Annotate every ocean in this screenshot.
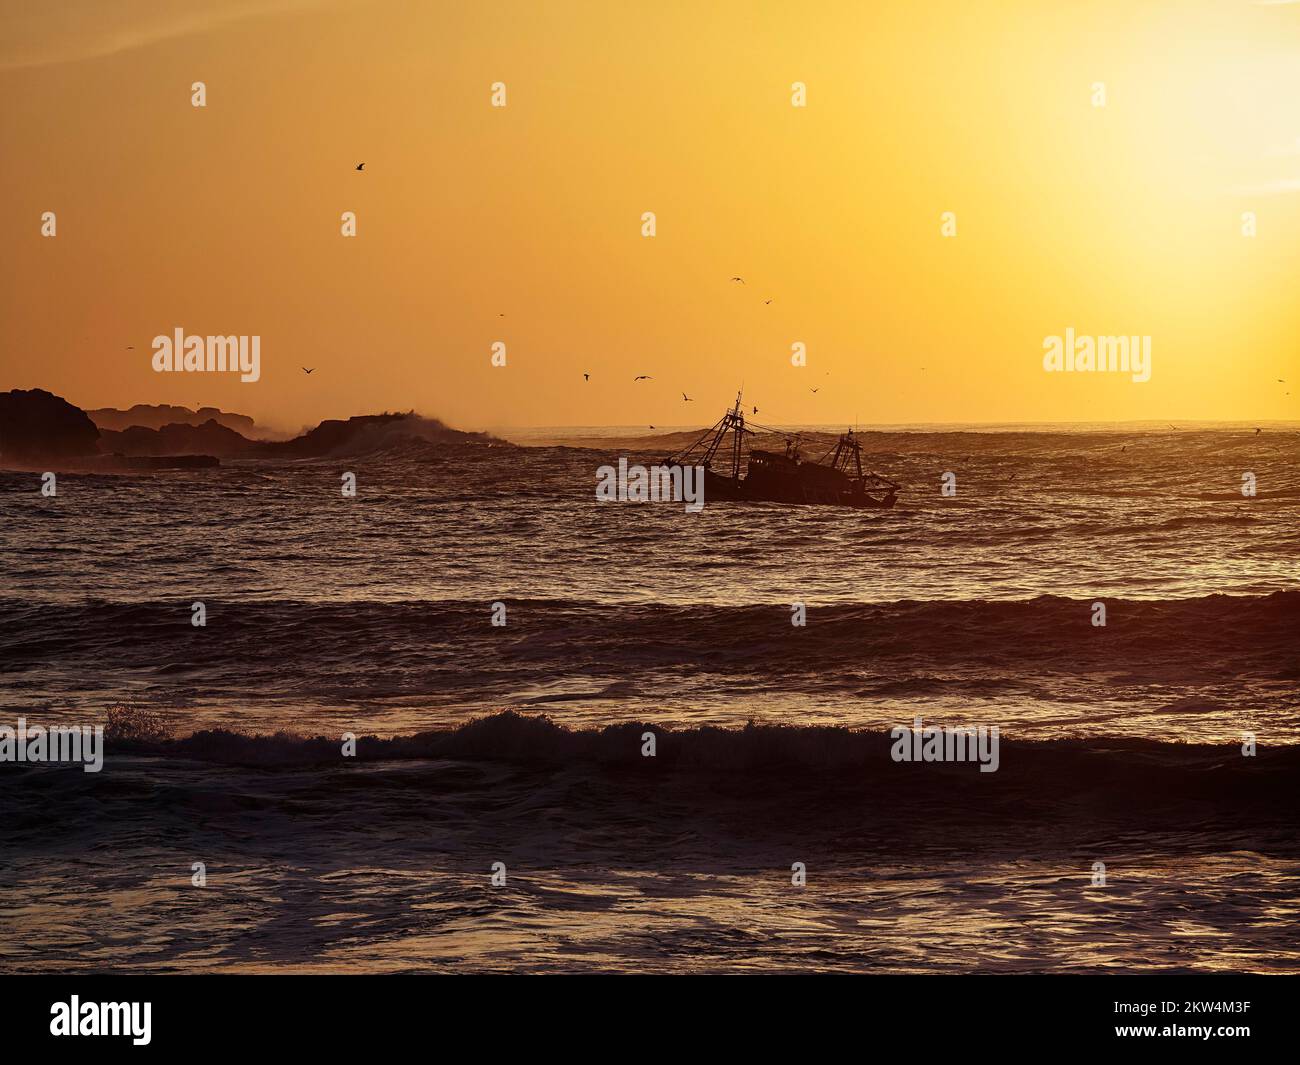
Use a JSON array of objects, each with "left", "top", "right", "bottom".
[{"left": 1, "top": 424, "right": 1297, "bottom": 972}]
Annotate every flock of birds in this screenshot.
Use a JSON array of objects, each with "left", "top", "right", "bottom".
[
  {"left": 573, "top": 275, "right": 830, "bottom": 426},
  {"left": 314, "top": 180, "right": 1296, "bottom": 434}
]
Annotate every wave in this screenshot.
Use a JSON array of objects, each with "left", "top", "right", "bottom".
[
  {"left": 99, "top": 704, "right": 1289, "bottom": 764},
  {"left": 3, "top": 710, "right": 1287, "bottom": 855},
  {"left": 3, "top": 592, "right": 1295, "bottom": 685}
]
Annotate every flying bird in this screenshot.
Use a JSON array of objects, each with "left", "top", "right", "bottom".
[
  {"left": 302, "top": 367, "right": 315, "bottom": 375},
  {"left": 752, "top": 406, "right": 759, "bottom": 414},
  {"left": 763, "top": 299, "right": 774, "bottom": 305},
  {"left": 356, "top": 163, "right": 365, "bottom": 171},
  {"left": 730, "top": 277, "right": 745, "bottom": 284},
  {"left": 583, "top": 373, "right": 590, "bottom": 381},
  {"left": 810, "top": 388, "right": 819, "bottom": 393},
  {"left": 634, "top": 375, "right": 652, "bottom": 381},
  {"left": 682, "top": 392, "right": 692, "bottom": 402},
  {"left": 1254, "top": 427, "right": 1262, "bottom": 435}
]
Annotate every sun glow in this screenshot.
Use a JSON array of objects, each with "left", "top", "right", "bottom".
[{"left": 1, "top": 0, "right": 1297, "bottom": 429}]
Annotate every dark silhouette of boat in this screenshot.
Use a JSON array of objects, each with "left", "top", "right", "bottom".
[{"left": 664, "top": 394, "right": 900, "bottom": 508}]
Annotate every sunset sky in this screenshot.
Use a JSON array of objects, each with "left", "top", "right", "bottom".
[{"left": 2, "top": 0, "right": 1298, "bottom": 431}]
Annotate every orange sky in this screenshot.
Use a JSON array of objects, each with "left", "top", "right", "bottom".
[{"left": 1, "top": 0, "right": 1298, "bottom": 431}]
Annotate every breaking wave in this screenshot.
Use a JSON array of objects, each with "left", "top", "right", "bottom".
[{"left": 5, "top": 710, "right": 1294, "bottom": 852}]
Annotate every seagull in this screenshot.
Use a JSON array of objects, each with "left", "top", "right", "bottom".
[
  {"left": 583, "top": 373, "right": 590, "bottom": 381},
  {"left": 810, "top": 388, "right": 819, "bottom": 393},
  {"left": 763, "top": 299, "right": 774, "bottom": 305},
  {"left": 1254, "top": 427, "right": 1262, "bottom": 435},
  {"left": 1120, "top": 445, "right": 1127, "bottom": 453},
  {"left": 730, "top": 277, "right": 745, "bottom": 284},
  {"left": 682, "top": 392, "right": 693, "bottom": 401},
  {"left": 356, "top": 163, "right": 365, "bottom": 171},
  {"left": 752, "top": 406, "right": 759, "bottom": 414},
  {"left": 634, "top": 375, "right": 652, "bottom": 381},
  {"left": 302, "top": 367, "right": 315, "bottom": 375}
]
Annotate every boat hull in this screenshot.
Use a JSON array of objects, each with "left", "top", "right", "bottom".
[{"left": 698, "top": 466, "right": 898, "bottom": 508}]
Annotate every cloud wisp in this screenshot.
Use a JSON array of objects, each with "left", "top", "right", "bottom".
[{"left": 0, "top": 0, "right": 337, "bottom": 72}]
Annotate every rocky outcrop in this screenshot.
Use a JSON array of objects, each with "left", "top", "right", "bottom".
[
  {"left": 0, "top": 389, "right": 100, "bottom": 461},
  {"left": 98, "top": 420, "right": 256, "bottom": 458},
  {"left": 87, "top": 404, "right": 262, "bottom": 437},
  {"left": 2, "top": 390, "right": 498, "bottom": 469},
  {"left": 259, "top": 412, "right": 500, "bottom": 458}
]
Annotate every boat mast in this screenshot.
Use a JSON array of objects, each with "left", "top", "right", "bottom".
[
  {"left": 700, "top": 395, "right": 736, "bottom": 471},
  {"left": 685, "top": 391, "right": 748, "bottom": 483},
  {"left": 730, "top": 390, "right": 743, "bottom": 481}
]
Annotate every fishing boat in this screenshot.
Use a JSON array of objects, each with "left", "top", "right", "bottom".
[{"left": 663, "top": 394, "right": 900, "bottom": 508}]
